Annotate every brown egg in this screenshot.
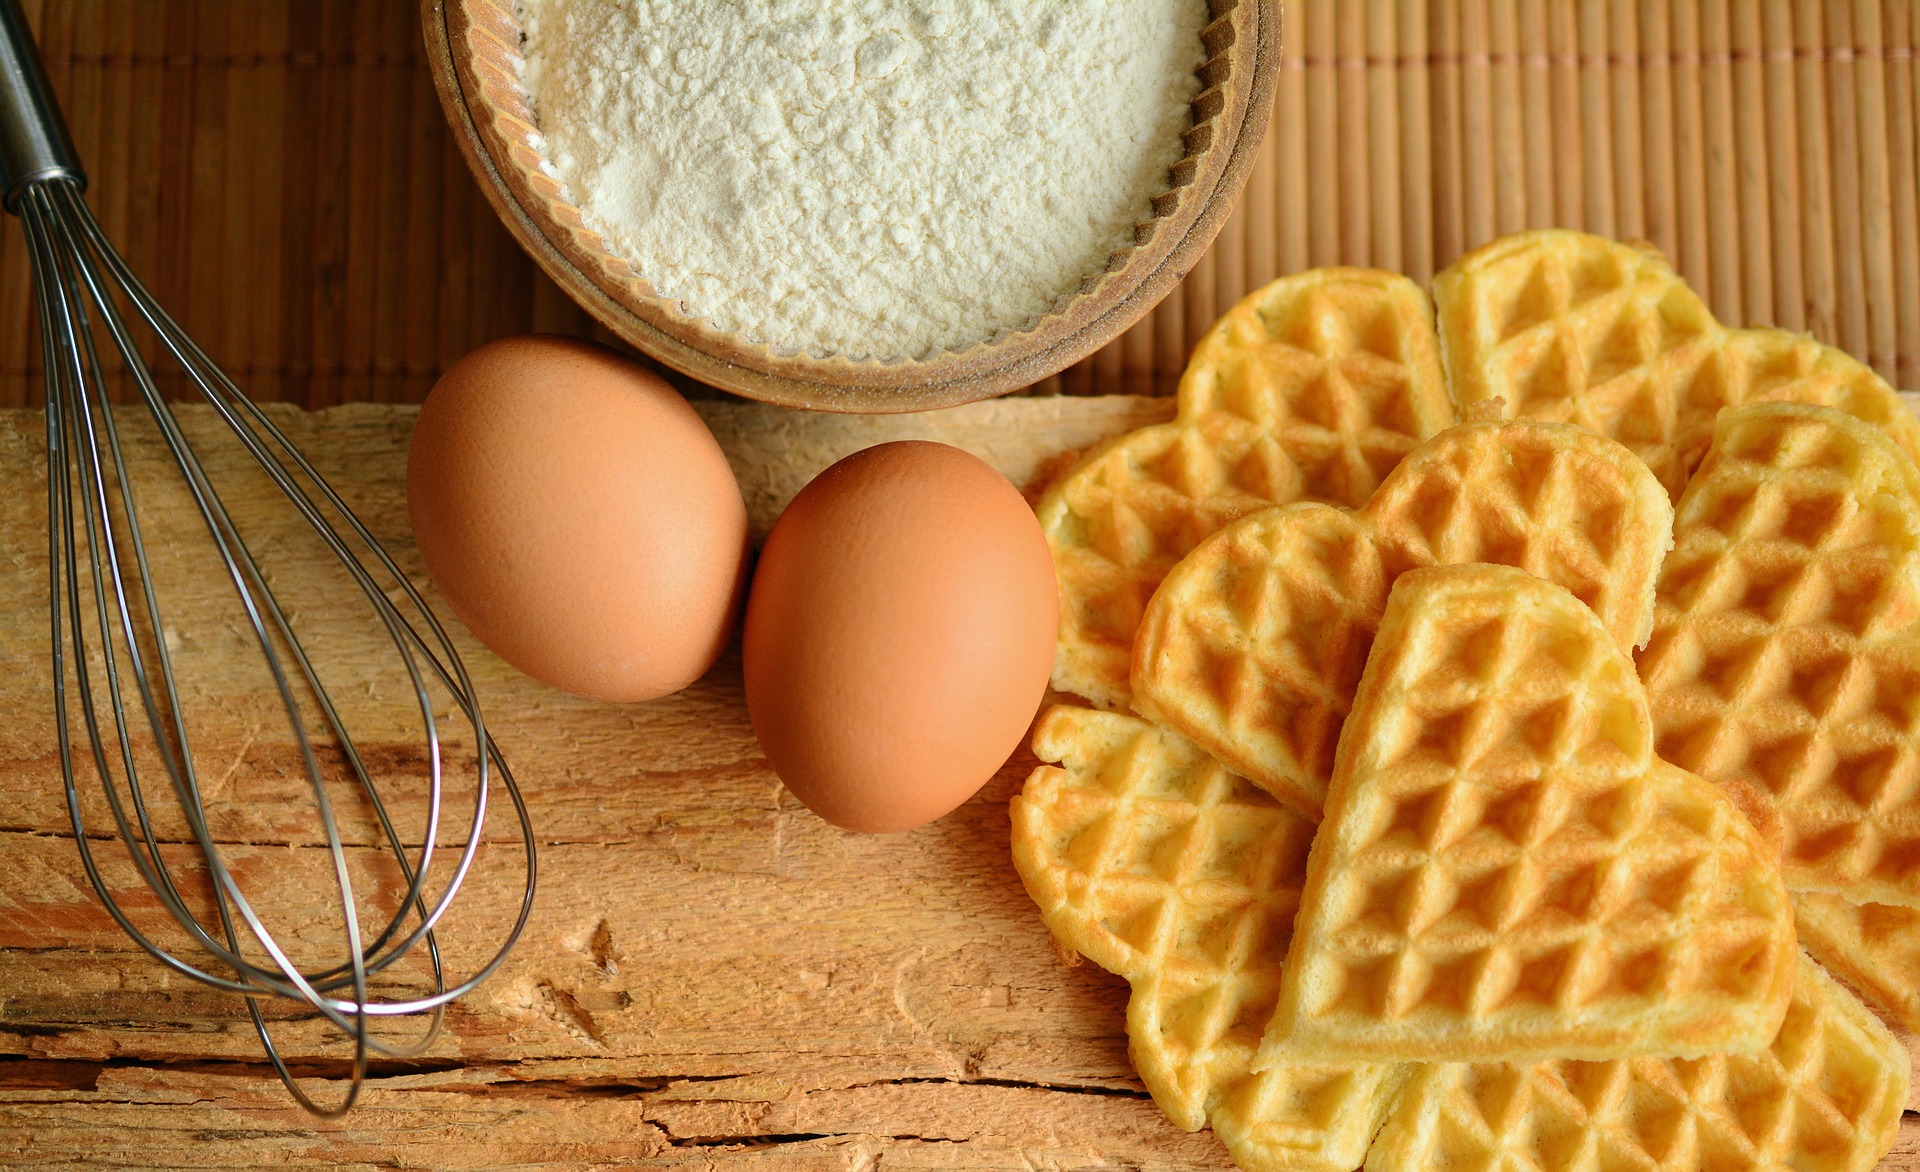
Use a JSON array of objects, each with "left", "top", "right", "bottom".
[
  {"left": 743, "top": 441, "right": 1059, "bottom": 833},
  {"left": 407, "top": 335, "right": 747, "bottom": 702}
]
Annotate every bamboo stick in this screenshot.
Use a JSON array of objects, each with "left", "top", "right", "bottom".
[
  {"left": 342, "top": 0, "right": 383, "bottom": 404},
  {"left": 1521, "top": 0, "right": 1556, "bottom": 227},
  {"left": 401, "top": 54, "right": 444, "bottom": 404},
  {"left": 197, "top": 3, "right": 234, "bottom": 393},
  {"left": 1797, "top": 0, "right": 1838, "bottom": 341},
  {"left": 384, "top": 0, "right": 418, "bottom": 397},
  {"left": 1489, "top": 0, "right": 1525, "bottom": 234},
  {"left": 1306, "top": 0, "right": 1339, "bottom": 266},
  {"left": 158, "top": 1, "right": 198, "bottom": 401},
  {"left": 249, "top": 5, "right": 290, "bottom": 404},
  {"left": 1242, "top": 75, "right": 1278, "bottom": 290},
  {"left": 371, "top": 2, "right": 417, "bottom": 401},
  {"left": 496, "top": 214, "right": 536, "bottom": 357},
  {"left": 1912, "top": 0, "right": 1920, "bottom": 381},
  {"left": 1671, "top": 0, "right": 1711, "bottom": 300},
  {"left": 1549, "top": 0, "right": 1586, "bottom": 228},
  {"left": 1398, "top": 0, "right": 1434, "bottom": 281},
  {"left": 1609, "top": 0, "right": 1644, "bottom": 240},
  {"left": 1275, "top": 0, "right": 1308, "bottom": 275},
  {"left": 1638, "top": 0, "right": 1678, "bottom": 258},
  {"left": 1151, "top": 215, "right": 1186, "bottom": 393},
  {"left": 223, "top": 3, "right": 260, "bottom": 398},
  {"left": 1762, "top": 0, "right": 1805, "bottom": 331},
  {"left": 1889, "top": 0, "right": 1920, "bottom": 390},
  {"left": 1429, "top": 0, "right": 1466, "bottom": 266},
  {"left": 1827, "top": 0, "right": 1870, "bottom": 359},
  {"left": 1853, "top": 0, "right": 1897, "bottom": 379},
  {"left": 1211, "top": 191, "right": 1246, "bottom": 343},
  {"left": 1730, "top": 0, "right": 1775, "bottom": 327},
  {"left": 1184, "top": 210, "right": 1219, "bottom": 367},
  {"left": 309, "top": 4, "right": 353, "bottom": 407},
  {"left": 1579, "top": 0, "right": 1616, "bottom": 237},
  {"left": 1700, "top": 0, "right": 1741, "bottom": 324},
  {"left": 435, "top": 72, "right": 475, "bottom": 389},
  {"left": 1121, "top": 286, "right": 1157, "bottom": 395},
  {"left": 1366, "top": 0, "right": 1401, "bottom": 273},
  {"left": 1337, "top": 0, "right": 1371, "bottom": 265},
  {"left": 1091, "top": 332, "right": 1126, "bottom": 396},
  {"left": 330, "top": 4, "right": 374, "bottom": 405},
  {"left": 1461, "top": 0, "right": 1495, "bottom": 248}
]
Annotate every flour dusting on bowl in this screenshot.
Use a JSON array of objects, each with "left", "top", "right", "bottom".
[{"left": 516, "top": 1, "right": 1206, "bottom": 362}]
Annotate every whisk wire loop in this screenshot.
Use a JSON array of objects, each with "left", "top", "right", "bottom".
[
  {"left": 58, "top": 180, "right": 516, "bottom": 971},
  {"left": 23, "top": 172, "right": 538, "bottom": 1117}
]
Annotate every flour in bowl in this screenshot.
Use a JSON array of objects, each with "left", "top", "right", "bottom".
[{"left": 517, "top": 1, "right": 1206, "bottom": 362}]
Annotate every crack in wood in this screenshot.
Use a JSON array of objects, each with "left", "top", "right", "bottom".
[
  {"left": 862, "top": 1075, "right": 1149, "bottom": 1100},
  {"left": 657, "top": 1130, "right": 984, "bottom": 1151},
  {"left": 662, "top": 1131, "right": 834, "bottom": 1149},
  {"left": 0, "top": 1052, "right": 1151, "bottom": 1106}
]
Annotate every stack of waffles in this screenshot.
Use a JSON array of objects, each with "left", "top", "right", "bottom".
[{"left": 1014, "top": 230, "right": 1920, "bottom": 1172}]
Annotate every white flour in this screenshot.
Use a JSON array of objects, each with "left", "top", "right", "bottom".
[{"left": 517, "top": 1, "right": 1205, "bottom": 362}]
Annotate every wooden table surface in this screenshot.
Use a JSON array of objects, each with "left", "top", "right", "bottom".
[{"left": 0, "top": 396, "right": 1918, "bottom": 1171}]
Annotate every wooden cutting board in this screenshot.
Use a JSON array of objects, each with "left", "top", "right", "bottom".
[{"left": 1, "top": 395, "right": 1918, "bottom": 1170}]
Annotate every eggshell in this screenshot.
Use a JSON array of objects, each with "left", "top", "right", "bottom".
[
  {"left": 743, "top": 441, "right": 1058, "bottom": 833},
  {"left": 407, "top": 335, "right": 747, "bottom": 702}
]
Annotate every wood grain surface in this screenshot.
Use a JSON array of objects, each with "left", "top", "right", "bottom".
[
  {"left": 0, "top": 395, "right": 1918, "bottom": 1169},
  {"left": 4, "top": 1, "right": 1920, "bottom": 410}
]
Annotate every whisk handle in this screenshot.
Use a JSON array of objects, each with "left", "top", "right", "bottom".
[{"left": 0, "top": 0, "right": 81, "bottom": 210}]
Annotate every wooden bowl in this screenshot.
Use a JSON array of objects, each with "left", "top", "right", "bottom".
[{"left": 422, "top": 1, "right": 1280, "bottom": 413}]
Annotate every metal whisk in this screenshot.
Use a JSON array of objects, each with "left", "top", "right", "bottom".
[{"left": 0, "top": 1, "right": 536, "bottom": 1116}]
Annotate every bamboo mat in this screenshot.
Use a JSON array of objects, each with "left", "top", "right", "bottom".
[{"left": 1, "top": 0, "right": 1918, "bottom": 409}]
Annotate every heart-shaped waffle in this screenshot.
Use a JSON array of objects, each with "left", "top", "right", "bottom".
[
  {"left": 1640, "top": 402, "right": 1920, "bottom": 909},
  {"left": 1035, "top": 269, "right": 1455, "bottom": 709},
  {"left": 1011, "top": 705, "right": 1406, "bottom": 1172},
  {"left": 1132, "top": 419, "right": 1673, "bottom": 818},
  {"left": 1434, "top": 229, "right": 1920, "bottom": 499},
  {"left": 1364, "top": 955, "right": 1907, "bottom": 1172},
  {"left": 1259, "top": 565, "right": 1796, "bottom": 1067}
]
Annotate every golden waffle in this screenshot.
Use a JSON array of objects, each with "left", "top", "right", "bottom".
[
  {"left": 1035, "top": 270, "right": 1455, "bottom": 709},
  {"left": 1011, "top": 705, "right": 1405, "bottom": 1172},
  {"left": 1639, "top": 402, "right": 1920, "bottom": 908},
  {"left": 1434, "top": 229, "right": 1920, "bottom": 499},
  {"left": 1132, "top": 419, "right": 1672, "bottom": 818},
  {"left": 1794, "top": 892, "right": 1920, "bottom": 1034},
  {"left": 1260, "top": 564, "right": 1797, "bottom": 1067},
  {"left": 1363, "top": 955, "right": 1908, "bottom": 1172}
]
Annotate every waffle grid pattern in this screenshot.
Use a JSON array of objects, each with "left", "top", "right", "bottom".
[
  {"left": 1011, "top": 705, "right": 1403, "bottom": 1172},
  {"left": 1262, "top": 566, "right": 1795, "bottom": 1066},
  {"left": 1794, "top": 891, "right": 1920, "bottom": 1034},
  {"left": 1639, "top": 403, "right": 1920, "bottom": 908},
  {"left": 1436, "top": 231, "right": 1920, "bottom": 501},
  {"left": 1035, "top": 269, "right": 1454, "bottom": 709},
  {"left": 1133, "top": 419, "right": 1671, "bottom": 818},
  {"left": 1363, "top": 957, "right": 1908, "bottom": 1172}
]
